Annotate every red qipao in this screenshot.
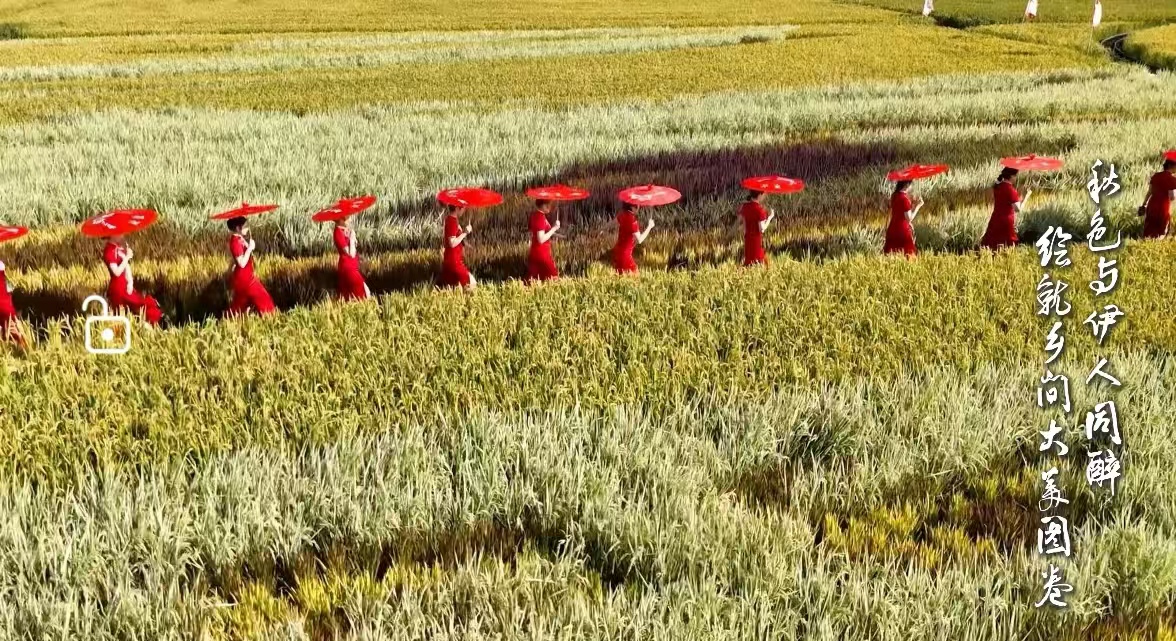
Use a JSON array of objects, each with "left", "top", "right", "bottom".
[
  {"left": 227, "top": 235, "right": 276, "bottom": 316},
  {"left": 439, "top": 215, "right": 471, "bottom": 287},
  {"left": 612, "top": 210, "right": 640, "bottom": 274},
  {"left": 0, "top": 264, "right": 17, "bottom": 338},
  {"left": 981, "top": 181, "right": 1020, "bottom": 250},
  {"left": 333, "top": 226, "right": 368, "bottom": 300},
  {"left": 103, "top": 241, "right": 163, "bottom": 325},
  {"left": 741, "top": 201, "right": 769, "bottom": 266},
  {"left": 1144, "top": 171, "right": 1176, "bottom": 238},
  {"left": 527, "top": 210, "right": 558, "bottom": 282},
  {"left": 883, "top": 192, "right": 917, "bottom": 256}
]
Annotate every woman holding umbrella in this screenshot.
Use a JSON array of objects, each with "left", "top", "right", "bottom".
[
  {"left": 883, "top": 164, "right": 947, "bottom": 256},
  {"left": 1139, "top": 151, "right": 1176, "bottom": 239},
  {"left": 213, "top": 203, "right": 279, "bottom": 317},
  {"left": 614, "top": 185, "right": 675, "bottom": 274},
  {"left": 314, "top": 196, "right": 376, "bottom": 301},
  {"left": 0, "top": 225, "right": 27, "bottom": 346},
  {"left": 981, "top": 155, "right": 1059, "bottom": 251},
  {"left": 436, "top": 188, "right": 503, "bottom": 290},
  {"left": 527, "top": 198, "right": 561, "bottom": 282},
  {"left": 80, "top": 209, "right": 164, "bottom": 326},
  {"left": 739, "top": 176, "right": 804, "bottom": 266},
  {"left": 441, "top": 204, "right": 475, "bottom": 290},
  {"left": 981, "top": 168, "right": 1029, "bottom": 250}
]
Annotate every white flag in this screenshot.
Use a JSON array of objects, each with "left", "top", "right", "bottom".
[
  {"left": 923, "top": 0, "right": 934, "bottom": 16},
  {"left": 1025, "top": 0, "right": 1039, "bottom": 18},
  {"left": 1092, "top": 0, "right": 1102, "bottom": 27}
]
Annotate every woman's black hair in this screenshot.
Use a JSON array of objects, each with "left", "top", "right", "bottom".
[
  {"left": 226, "top": 216, "right": 247, "bottom": 232},
  {"left": 997, "top": 167, "right": 1019, "bottom": 184},
  {"left": 746, "top": 190, "right": 763, "bottom": 200},
  {"left": 1164, "top": 159, "right": 1176, "bottom": 171},
  {"left": 893, "top": 180, "right": 913, "bottom": 195},
  {"left": 535, "top": 199, "right": 551, "bottom": 208}
]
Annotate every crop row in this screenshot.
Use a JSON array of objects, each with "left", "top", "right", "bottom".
[
  {"left": 0, "top": 67, "right": 1165, "bottom": 259},
  {"left": 2, "top": 240, "right": 1174, "bottom": 477},
  {"left": 0, "top": 23, "right": 1106, "bottom": 123}
]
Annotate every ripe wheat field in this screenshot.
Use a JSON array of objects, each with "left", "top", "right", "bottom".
[{"left": 0, "top": 0, "right": 1175, "bottom": 639}]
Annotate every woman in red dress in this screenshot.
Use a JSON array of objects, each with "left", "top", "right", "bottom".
[
  {"left": 883, "top": 180, "right": 924, "bottom": 256},
  {"left": 1140, "top": 157, "right": 1176, "bottom": 239},
  {"left": 740, "top": 190, "right": 774, "bottom": 266},
  {"left": 0, "top": 257, "right": 23, "bottom": 346},
  {"left": 225, "top": 217, "right": 276, "bottom": 317},
  {"left": 440, "top": 204, "right": 476, "bottom": 289},
  {"left": 103, "top": 234, "right": 163, "bottom": 325},
  {"left": 612, "top": 204, "right": 655, "bottom": 274},
  {"left": 981, "top": 167, "right": 1032, "bottom": 251},
  {"left": 527, "top": 199, "right": 560, "bottom": 282},
  {"left": 332, "top": 217, "right": 370, "bottom": 300}
]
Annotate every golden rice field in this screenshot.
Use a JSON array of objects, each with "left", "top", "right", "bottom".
[{"left": 1, "top": 0, "right": 1175, "bottom": 638}]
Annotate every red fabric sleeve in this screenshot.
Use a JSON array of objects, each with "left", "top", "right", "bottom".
[
  {"left": 444, "top": 215, "right": 460, "bottom": 237},
  {"left": 230, "top": 236, "right": 246, "bottom": 258}
]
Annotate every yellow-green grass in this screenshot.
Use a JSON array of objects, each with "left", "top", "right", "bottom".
[
  {"left": 1125, "top": 24, "right": 1176, "bottom": 71},
  {"left": 0, "top": 23, "right": 1107, "bottom": 123},
  {"left": 0, "top": 0, "right": 891, "bottom": 37},
  {"left": 0, "top": 349, "right": 1171, "bottom": 639},
  {"left": 853, "top": 0, "right": 1174, "bottom": 24},
  {"left": 1, "top": 240, "right": 1172, "bottom": 478}
]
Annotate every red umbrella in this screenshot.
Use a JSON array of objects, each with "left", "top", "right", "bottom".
[
  {"left": 1001, "top": 155, "right": 1064, "bottom": 172},
  {"left": 79, "top": 209, "right": 159, "bottom": 238},
  {"left": 618, "top": 185, "right": 681, "bottom": 207},
  {"left": 1164, "top": 150, "right": 1176, "bottom": 162},
  {"left": 210, "top": 202, "right": 280, "bottom": 221},
  {"left": 886, "top": 164, "right": 949, "bottom": 182},
  {"left": 437, "top": 188, "right": 503, "bottom": 208},
  {"left": 312, "top": 195, "right": 378, "bottom": 223},
  {"left": 525, "top": 184, "right": 591, "bottom": 201},
  {"left": 741, "top": 175, "right": 805, "bottom": 194},
  {"left": 0, "top": 225, "right": 29, "bottom": 244}
]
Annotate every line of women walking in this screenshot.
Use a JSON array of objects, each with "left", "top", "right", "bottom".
[{"left": 1, "top": 152, "right": 1174, "bottom": 344}]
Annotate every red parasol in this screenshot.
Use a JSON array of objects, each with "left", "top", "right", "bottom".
[
  {"left": 618, "top": 184, "right": 681, "bottom": 207},
  {"left": 741, "top": 175, "right": 806, "bottom": 194},
  {"left": 0, "top": 225, "right": 29, "bottom": 244},
  {"left": 79, "top": 209, "right": 158, "bottom": 238},
  {"left": 210, "top": 202, "right": 280, "bottom": 221},
  {"left": 886, "top": 164, "right": 949, "bottom": 182},
  {"left": 312, "top": 195, "right": 378, "bottom": 223},
  {"left": 1000, "top": 154, "right": 1064, "bottom": 172},
  {"left": 525, "top": 184, "right": 591, "bottom": 201},
  {"left": 1164, "top": 150, "right": 1176, "bottom": 163},
  {"left": 437, "top": 188, "right": 503, "bottom": 209}
]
